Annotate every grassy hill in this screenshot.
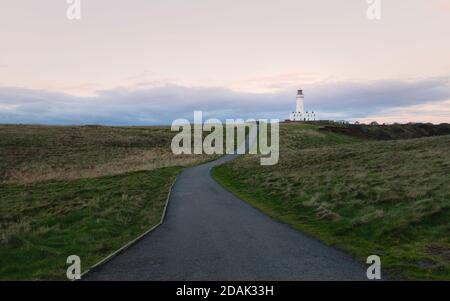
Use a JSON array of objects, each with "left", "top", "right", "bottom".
[
  {"left": 213, "top": 123, "right": 450, "bottom": 280},
  {"left": 0, "top": 124, "right": 211, "bottom": 184},
  {"left": 0, "top": 125, "right": 214, "bottom": 280}
]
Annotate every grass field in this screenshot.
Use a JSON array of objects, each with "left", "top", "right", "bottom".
[
  {"left": 0, "top": 125, "right": 214, "bottom": 280},
  {"left": 0, "top": 167, "right": 180, "bottom": 280},
  {"left": 0, "top": 125, "right": 212, "bottom": 184},
  {"left": 213, "top": 123, "right": 450, "bottom": 280},
  {"left": 2, "top": 123, "right": 449, "bottom": 280}
]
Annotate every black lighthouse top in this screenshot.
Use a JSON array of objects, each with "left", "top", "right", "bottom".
[{"left": 297, "top": 89, "right": 303, "bottom": 96}]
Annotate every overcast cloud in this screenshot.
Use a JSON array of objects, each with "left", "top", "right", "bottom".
[{"left": 1, "top": 77, "right": 449, "bottom": 125}]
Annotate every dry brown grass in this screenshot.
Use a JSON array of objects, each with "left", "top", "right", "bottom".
[{"left": 0, "top": 124, "right": 214, "bottom": 184}]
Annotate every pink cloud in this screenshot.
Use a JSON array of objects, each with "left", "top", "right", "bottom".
[{"left": 359, "top": 99, "right": 450, "bottom": 124}]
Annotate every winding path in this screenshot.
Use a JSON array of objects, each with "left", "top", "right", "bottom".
[{"left": 85, "top": 131, "right": 366, "bottom": 280}]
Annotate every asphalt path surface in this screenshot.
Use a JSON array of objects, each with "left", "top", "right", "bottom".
[{"left": 85, "top": 130, "right": 367, "bottom": 280}]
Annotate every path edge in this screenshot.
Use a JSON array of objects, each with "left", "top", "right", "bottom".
[{"left": 78, "top": 175, "right": 178, "bottom": 280}]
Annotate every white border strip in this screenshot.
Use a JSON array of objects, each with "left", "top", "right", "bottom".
[{"left": 79, "top": 175, "right": 178, "bottom": 279}]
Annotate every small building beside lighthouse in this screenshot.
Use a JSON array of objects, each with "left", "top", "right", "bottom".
[{"left": 290, "top": 89, "right": 317, "bottom": 121}]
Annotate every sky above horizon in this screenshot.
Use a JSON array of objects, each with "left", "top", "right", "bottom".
[{"left": 1, "top": 0, "right": 450, "bottom": 124}]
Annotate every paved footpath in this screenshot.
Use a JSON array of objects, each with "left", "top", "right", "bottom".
[{"left": 85, "top": 149, "right": 367, "bottom": 280}]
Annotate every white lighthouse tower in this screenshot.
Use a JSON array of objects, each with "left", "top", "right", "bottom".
[
  {"left": 295, "top": 89, "right": 304, "bottom": 115},
  {"left": 290, "top": 89, "right": 316, "bottom": 121}
]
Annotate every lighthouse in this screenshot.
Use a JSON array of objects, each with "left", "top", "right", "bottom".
[
  {"left": 290, "top": 89, "right": 316, "bottom": 121},
  {"left": 295, "top": 89, "right": 304, "bottom": 114}
]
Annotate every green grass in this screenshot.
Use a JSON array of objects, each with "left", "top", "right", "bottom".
[
  {"left": 0, "top": 124, "right": 220, "bottom": 280},
  {"left": 0, "top": 167, "right": 181, "bottom": 280},
  {"left": 212, "top": 124, "right": 450, "bottom": 280}
]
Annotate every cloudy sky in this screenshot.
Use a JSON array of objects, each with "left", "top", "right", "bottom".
[{"left": 1, "top": 0, "right": 450, "bottom": 125}]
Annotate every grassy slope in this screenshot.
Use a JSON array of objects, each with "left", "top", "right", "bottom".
[
  {"left": 212, "top": 124, "right": 450, "bottom": 280},
  {"left": 0, "top": 167, "right": 181, "bottom": 280},
  {"left": 0, "top": 125, "right": 212, "bottom": 184},
  {"left": 0, "top": 125, "right": 215, "bottom": 280}
]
